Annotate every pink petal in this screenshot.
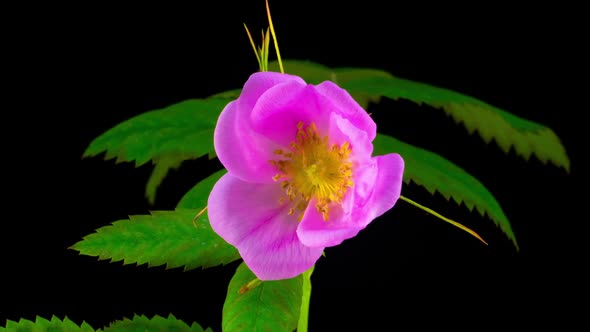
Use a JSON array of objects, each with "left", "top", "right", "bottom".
[
  {"left": 250, "top": 84, "right": 333, "bottom": 147},
  {"left": 327, "top": 112, "right": 374, "bottom": 163},
  {"left": 208, "top": 173, "right": 324, "bottom": 280},
  {"left": 297, "top": 200, "right": 363, "bottom": 247},
  {"left": 214, "top": 101, "right": 280, "bottom": 183},
  {"left": 238, "top": 72, "right": 306, "bottom": 113},
  {"left": 214, "top": 72, "right": 307, "bottom": 183},
  {"left": 316, "top": 80, "right": 377, "bottom": 141},
  {"left": 249, "top": 80, "right": 377, "bottom": 148},
  {"left": 349, "top": 158, "right": 379, "bottom": 210},
  {"left": 296, "top": 153, "right": 404, "bottom": 247},
  {"left": 351, "top": 153, "right": 405, "bottom": 227}
]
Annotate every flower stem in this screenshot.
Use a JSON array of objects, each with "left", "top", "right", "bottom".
[
  {"left": 399, "top": 195, "right": 488, "bottom": 245},
  {"left": 297, "top": 265, "right": 315, "bottom": 332}
]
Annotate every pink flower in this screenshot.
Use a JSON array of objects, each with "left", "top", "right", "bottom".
[{"left": 208, "top": 72, "right": 404, "bottom": 280}]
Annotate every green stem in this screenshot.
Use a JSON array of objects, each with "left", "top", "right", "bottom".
[{"left": 297, "top": 265, "right": 315, "bottom": 332}]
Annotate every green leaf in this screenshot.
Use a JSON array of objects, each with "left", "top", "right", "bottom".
[
  {"left": 270, "top": 59, "right": 570, "bottom": 172},
  {"left": 374, "top": 133, "right": 518, "bottom": 249},
  {"left": 1, "top": 316, "right": 94, "bottom": 332},
  {"left": 208, "top": 89, "right": 241, "bottom": 100},
  {"left": 177, "top": 169, "right": 227, "bottom": 209},
  {"left": 222, "top": 262, "right": 302, "bottom": 332},
  {"left": 345, "top": 76, "right": 570, "bottom": 172},
  {"left": 145, "top": 156, "right": 184, "bottom": 205},
  {"left": 83, "top": 98, "right": 230, "bottom": 201},
  {"left": 100, "top": 314, "right": 212, "bottom": 332},
  {"left": 70, "top": 209, "right": 240, "bottom": 271},
  {"left": 83, "top": 98, "right": 229, "bottom": 165}
]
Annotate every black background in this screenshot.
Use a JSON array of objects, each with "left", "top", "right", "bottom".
[{"left": 3, "top": 1, "right": 585, "bottom": 331}]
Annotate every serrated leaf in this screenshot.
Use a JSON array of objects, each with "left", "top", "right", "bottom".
[
  {"left": 83, "top": 98, "right": 229, "bottom": 165},
  {"left": 222, "top": 262, "right": 302, "bottom": 332},
  {"left": 145, "top": 156, "right": 184, "bottom": 205},
  {"left": 1, "top": 316, "right": 94, "bottom": 332},
  {"left": 100, "top": 314, "right": 212, "bottom": 332},
  {"left": 177, "top": 169, "right": 227, "bottom": 209},
  {"left": 374, "top": 133, "right": 518, "bottom": 249},
  {"left": 270, "top": 59, "right": 570, "bottom": 172},
  {"left": 83, "top": 98, "right": 230, "bottom": 200},
  {"left": 70, "top": 209, "right": 240, "bottom": 271}
]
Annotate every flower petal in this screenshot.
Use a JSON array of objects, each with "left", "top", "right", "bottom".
[
  {"left": 214, "top": 101, "right": 279, "bottom": 183},
  {"left": 316, "top": 80, "right": 377, "bottom": 141},
  {"left": 351, "top": 153, "right": 405, "bottom": 227},
  {"left": 239, "top": 72, "right": 306, "bottom": 113},
  {"left": 214, "top": 72, "right": 307, "bottom": 183},
  {"left": 250, "top": 79, "right": 377, "bottom": 148},
  {"left": 297, "top": 153, "right": 404, "bottom": 247},
  {"left": 250, "top": 84, "right": 332, "bottom": 147},
  {"left": 208, "top": 173, "right": 324, "bottom": 280},
  {"left": 327, "top": 112, "right": 373, "bottom": 163},
  {"left": 297, "top": 200, "right": 363, "bottom": 247}
]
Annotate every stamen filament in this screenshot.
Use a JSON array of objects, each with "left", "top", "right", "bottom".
[{"left": 270, "top": 122, "right": 353, "bottom": 221}]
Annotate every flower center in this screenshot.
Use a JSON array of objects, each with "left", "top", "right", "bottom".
[{"left": 270, "top": 122, "right": 353, "bottom": 221}]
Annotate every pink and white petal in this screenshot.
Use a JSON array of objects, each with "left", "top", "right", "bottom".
[
  {"left": 208, "top": 173, "right": 323, "bottom": 280},
  {"left": 351, "top": 153, "right": 405, "bottom": 227},
  {"left": 250, "top": 84, "right": 333, "bottom": 147},
  {"left": 238, "top": 72, "right": 306, "bottom": 115},
  {"left": 214, "top": 101, "right": 280, "bottom": 183},
  {"left": 327, "top": 112, "right": 374, "bottom": 162},
  {"left": 297, "top": 200, "right": 363, "bottom": 248},
  {"left": 315, "top": 80, "right": 377, "bottom": 140}
]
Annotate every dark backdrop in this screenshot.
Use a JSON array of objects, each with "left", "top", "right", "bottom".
[{"left": 4, "top": 1, "right": 584, "bottom": 330}]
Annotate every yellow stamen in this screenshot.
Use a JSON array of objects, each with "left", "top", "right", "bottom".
[{"left": 270, "top": 122, "right": 353, "bottom": 221}]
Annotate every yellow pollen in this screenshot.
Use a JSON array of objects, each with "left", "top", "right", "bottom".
[{"left": 270, "top": 122, "right": 353, "bottom": 221}]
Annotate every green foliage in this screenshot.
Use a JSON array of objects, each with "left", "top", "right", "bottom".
[
  {"left": 145, "top": 156, "right": 184, "bottom": 204},
  {"left": 83, "top": 98, "right": 228, "bottom": 165},
  {"left": 82, "top": 59, "right": 563, "bottom": 250},
  {"left": 100, "top": 314, "right": 212, "bottom": 332},
  {"left": 0, "top": 314, "right": 211, "bottom": 332},
  {"left": 270, "top": 59, "right": 570, "bottom": 172},
  {"left": 208, "top": 89, "right": 241, "bottom": 100},
  {"left": 1, "top": 316, "right": 94, "bottom": 332},
  {"left": 70, "top": 209, "right": 240, "bottom": 271},
  {"left": 374, "top": 133, "right": 517, "bottom": 249},
  {"left": 83, "top": 98, "right": 230, "bottom": 203},
  {"left": 222, "top": 263, "right": 302, "bottom": 332},
  {"left": 177, "top": 169, "right": 227, "bottom": 209},
  {"left": 83, "top": 59, "right": 567, "bottom": 219}
]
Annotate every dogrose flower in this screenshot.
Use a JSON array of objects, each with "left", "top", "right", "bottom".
[{"left": 208, "top": 72, "right": 404, "bottom": 280}]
